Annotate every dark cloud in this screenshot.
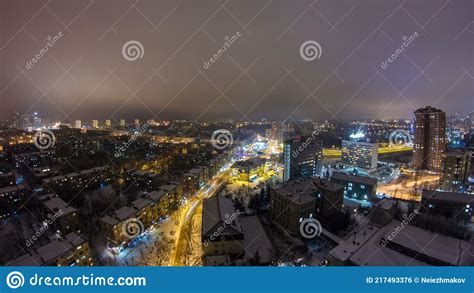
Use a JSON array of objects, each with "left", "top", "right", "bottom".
[{"left": 0, "top": 0, "right": 472, "bottom": 123}]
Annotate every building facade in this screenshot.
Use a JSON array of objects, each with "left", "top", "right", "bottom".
[
  {"left": 270, "top": 180, "right": 316, "bottom": 235},
  {"left": 413, "top": 106, "right": 446, "bottom": 172},
  {"left": 283, "top": 136, "right": 322, "bottom": 181},
  {"left": 341, "top": 140, "right": 378, "bottom": 171},
  {"left": 331, "top": 172, "right": 377, "bottom": 202},
  {"left": 421, "top": 190, "right": 473, "bottom": 222},
  {"left": 439, "top": 149, "right": 471, "bottom": 192}
]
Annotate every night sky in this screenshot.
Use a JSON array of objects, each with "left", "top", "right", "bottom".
[{"left": 0, "top": 0, "right": 472, "bottom": 123}]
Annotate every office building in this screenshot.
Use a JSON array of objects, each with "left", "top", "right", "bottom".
[
  {"left": 91, "top": 120, "right": 99, "bottom": 129},
  {"left": 283, "top": 136, "right": 322, "bottom": 181},
  {"left": 120, "top": 119, "right": 126, "bottom": 127},
  {"left": 105, "top": 119, "right": 111, "bottom": 129},
  {"left": 440, "top": 149, "right": 471, "bottom": 192},
  {"left": 270, "top": 179, "right": 316, "bottom": 235},
  {"left": 230, "top": 157, "right": 266, "bottom": 182},
  {"left": 331, "top": 171, "right": 377, "bottom": 202},
  {"left": 312, "top": 177, "right": 344, "bottom": 217},
  {"left": 270, "top": 177, "right": 344, "bottom": 234},
  {"left": 413, "top": 106, "right": 446, "bottom": 172},
  {"left": 341, "top": 140, "right": 378, "bottom": 171}
]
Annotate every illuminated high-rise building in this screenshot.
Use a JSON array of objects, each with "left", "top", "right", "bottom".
[
  {"left": 134, "top": 119, "right": 140, "bottom": 126},
  {"left": 283, "top": 136, "right": 322, "bottom": 181},
  {"left": 92, "top": 120, "right": 99, "bottom": 129},
  {"left": 120, "top": 119, "right": 126, "bottom": 127},
  {"left": 440, "top": 149, "right": 471, "bottom": 192},
  {"left": 74, "top": 120, "right": 82, "bottom": 129},
  {"left": 105, "top": 119, "right": 111, "bottom": 128},
  {"left": 413, "top": 106, "right": 446, "bottom": 172},
  {"left": 341, "top": 140, "right": 378, "bottom": 171}
]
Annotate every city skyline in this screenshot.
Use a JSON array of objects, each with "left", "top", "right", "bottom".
[
  {"left": 1, "top": 0, "right": 474, "bottom": 276},
  {"left": 1, "top": 0, "right": 473, "bottom": 122}
]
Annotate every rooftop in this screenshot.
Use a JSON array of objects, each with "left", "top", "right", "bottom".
[
  {"left": 146, "top": 190, "right": 166, "bottom": 202},
  {"left": 39, "top": 194, "right": 77, "bottom": 215},
  {"left": 7, "top": 232, "right": 86, "bottom": 266},
  {"left": 231, "top": 157, "right": 266, "bottom": 170},
  {"left": 159, "top": 184, "right": 177, "bottom": 192},
  {"left": 331, "top": 171, "right": 378, "bottom": 186},
  {"left": 202, "top": 196, "right": 242, "bottom": 238},
  {"left": 0, "top": 184, "right": 26, "bottom": 193},
  {"left": 131, "top": 198, "right": 153, "bottom": 210},
  {"left": 273, "top": 179, "right": 316, "bottom": 205},
  {"left": 312, "top": 177, "right": 344, "bottom": 193},
  {"left": 422, "top": 190, "right": 473, "bottom": 205},
  {"left": 414, "top": 106, "right": 444, "bottom": 114},
  {"left": 383, "top": 220, "right": 474, "bottom": 266},
  {"left": 240, "top": 216, "right": 275, "bottom": 264}
]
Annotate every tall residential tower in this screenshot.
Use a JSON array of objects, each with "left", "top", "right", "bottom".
[{"left": 413, "top": 106, "right": 446, "bottom": 172}]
